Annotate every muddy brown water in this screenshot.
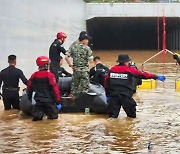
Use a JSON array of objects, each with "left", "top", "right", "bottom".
[{"left": 0, "top": 50, "right": 180, "bottom": 153}]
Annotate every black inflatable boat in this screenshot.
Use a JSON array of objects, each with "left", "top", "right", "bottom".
[{"left": 20, "top": 77, "right": 109, "bottom": 115}]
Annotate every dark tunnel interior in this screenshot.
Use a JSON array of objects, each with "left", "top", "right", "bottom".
[{"left": 86, "top": 17, "right": 180, "bottom": 50}]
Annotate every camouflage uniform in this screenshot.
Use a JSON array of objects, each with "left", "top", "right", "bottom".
[{"left": 67, "top": 40, "right": 93, "bottom": 97}]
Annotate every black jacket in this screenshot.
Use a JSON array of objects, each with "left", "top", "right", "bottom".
[
  {"left": 90, "top": 63, "right": 109, "bottom": 86},
  {"left": 49, "top": 39, "right": 66, "bottom": 62},
  {"left": 0, "top": 65, "right": 27, "bottom": 90},
  {"left": 27, "top": 70, "right": 60, "bottom": 103},
  {"left": 105, "top": 65, "right": 156, "bottom": 97},
  {"left": 173, "top": 54, "right": 180, "bottom": 65}
]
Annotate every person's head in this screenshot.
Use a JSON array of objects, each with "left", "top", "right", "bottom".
[
  {"left": 59, "top": 56, "right": 63, "bottom": 66},
  {"left": 79, "top": 31, "right": 92, "bottom": 46},
  {"left": 129, "top": 61, "right": 136, "bottom": 68},
  {"left": 8, "top": 54, "right": 16, "bottom": 66},
  {"left": 36, "top": 56, "right": 51, "bottom": 70},
  {"left": 93, "top": 56, "right": 101, "bottom": 65},
  {"left": 116, "top": 54, "right": 131, "bottom": 66},
  {"left": 57, "top": 32, "right": 67, "bottom": 44}
]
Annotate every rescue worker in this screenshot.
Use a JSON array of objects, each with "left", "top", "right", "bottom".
[
  {"left": 57, "top": 56, "right": 72, "bottom": 78},
  {"left": 173, "top": 53, "right": 180, "bottom": 65},
  {"left": 66, "top": 31, "right": 93, "bottom": 98},
  {"left": 27, "top": 56, "right": 61, "bottom": 121},
  {"left": 105, "top": 54, "right": 166, "bottom": 118},
  {"left": 49, "top": 32, "right": 72, "bottom": 80},
  {"left": 0, "top": 55, "right": 27, "bottom": 110},
  {"left": 90, "top": 56, "right": 109, "bottom": 86}
]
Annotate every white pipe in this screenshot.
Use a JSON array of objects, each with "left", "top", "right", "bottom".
[
  {"left": 143, "top": 50, "right": 163, "bottom": 64},
  {"left": 142, "top": 49, "right": 174, "bottom": 64}
]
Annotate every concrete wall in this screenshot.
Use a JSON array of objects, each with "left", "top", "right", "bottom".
[
  {"left": 1, "top": 1, "right": 180, "bottom": 84},
  {"left": 86, "top": 3, "right": 180, "bottom": 18},
  {"left": 0, "top": 0, "right": 86, "bottom": 80}
]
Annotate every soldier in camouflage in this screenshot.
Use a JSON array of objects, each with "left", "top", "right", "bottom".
[{"left": 66, "top": 31, "right": 93, "bottom": 98}]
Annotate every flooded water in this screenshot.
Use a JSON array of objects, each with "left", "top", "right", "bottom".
[{"left": 0, "top": 50, "right": 180, "bottom": 153}]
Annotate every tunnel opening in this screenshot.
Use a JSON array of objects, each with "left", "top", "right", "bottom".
[{"left": 86, "top": 17, "right": 180, "bottom": 50}]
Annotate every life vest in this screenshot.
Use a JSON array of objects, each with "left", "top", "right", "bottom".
[{"left": 106, "top": 71, "right": 134, "bottom": 97}]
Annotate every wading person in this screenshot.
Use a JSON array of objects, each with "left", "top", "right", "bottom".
[
  {"left": 49, "top": 32, "right": 72, "bottom": 81},
  {"left": 173, "top": 53, "right": 180, "bottom": 65},
  {"left": 0, "top": 55, "right": 28, "bottom": 110},
  {"left": 90, "top": 56, "right": 109, "bottom": 87},
  {"left": 66, "top": 31, "right": 93, "bottom": 98},
  {"left": 27, "top": 56, "right": 61, "bottom": 121},
  {"left": 105, "top": 54, "right": 166, "bottom": 119}
]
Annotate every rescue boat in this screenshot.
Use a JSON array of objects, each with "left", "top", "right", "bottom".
[{"left": 20, "top": 77, "right": 109, "bottom": 115}]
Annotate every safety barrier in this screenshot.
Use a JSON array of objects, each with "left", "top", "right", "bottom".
[
  {"left": 137, "top": 79, "right": 156, "bottom": 89},
  {"left": 175, "top": 77, "right": 180, "bottom": 92}
]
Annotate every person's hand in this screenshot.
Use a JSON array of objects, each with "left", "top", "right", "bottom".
[
  {"left": 157, "top": 75, "right": 166, "bottom": 82},
  {"left": 69, "top": 64, "right": 73, "bottom": 68},
  {"left": 56, "top": 104, "right": 62, "bottom": 111},
  {"left": 68, "top": 64, "right": 73, "bottom": 70}
]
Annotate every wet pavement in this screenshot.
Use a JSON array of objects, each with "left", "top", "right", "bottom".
[{"left": 0, "top": 50, "right": 180, "bottom": 153}]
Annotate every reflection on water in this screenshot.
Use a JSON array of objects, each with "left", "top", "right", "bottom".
[{"left": 0, "top": 50, "right": 180, "bottom": 153}]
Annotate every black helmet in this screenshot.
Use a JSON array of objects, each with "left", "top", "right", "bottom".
[{"left": 116, "top": 54, "right": 131, "bottom": 63}]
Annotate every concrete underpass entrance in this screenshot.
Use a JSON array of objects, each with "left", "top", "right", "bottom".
[{"left": 86, "top": 17, "right": 180, "bottom": 50}]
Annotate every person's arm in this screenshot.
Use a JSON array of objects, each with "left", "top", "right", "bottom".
[
  {"left": 58, "top": 44, "right": 67, "bottom": 55},
  {"left": 104, "top": 71, "right": 111, "bottom": 96},
  {"left": 65, "top": 45, "right": 73, "bottom": 67},
  {"left": 86, "top": 46, "right": 94, "bottom": 63},
  {"left": 124, "top": 67, "right": 156, "bottom": 79},
  {"left": 128, "top": 67, "right": 165, "bottom": 81},
  {"left": 26, "top": 75, "right": 34, "bottom": 101},
  {"left": 19, "top": 70, "right": 28, "bottom": 85},
  {"left": 104, "top": 72, "right": 110, "bottom": 89},
  {"left": 58, "top": 43, "right": 72, "bottom": 67},
  {"left": 65, "top": 55, "right": 73, "bottom": 68},
  {"left": 48, "top": 73, "right": 61, "bottom": 103}
]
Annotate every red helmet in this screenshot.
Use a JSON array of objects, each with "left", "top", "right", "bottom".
[
  {"left": 36, "top": 56, "right": 50, "bottom": 67},
  {"left": 57, "top": 32, "right": 67, "bottom": 39}
]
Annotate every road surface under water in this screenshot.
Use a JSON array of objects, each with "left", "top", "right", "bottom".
[{"left": 0, "top": 50, "right": 180, "bottom": 153}]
